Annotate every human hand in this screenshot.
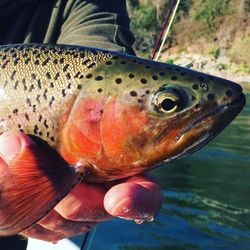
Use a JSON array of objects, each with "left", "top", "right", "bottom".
[{"left": 0, "top": 132, "right": 163, "bottom": 242}]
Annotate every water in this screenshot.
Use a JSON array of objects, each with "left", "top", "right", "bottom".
[{"left": 84, "top": 86, "right": 250, "bottom": 250}]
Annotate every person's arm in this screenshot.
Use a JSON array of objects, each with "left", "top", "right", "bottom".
[{"left": 57, "top": 0, "right": 135, "bottom": 55}]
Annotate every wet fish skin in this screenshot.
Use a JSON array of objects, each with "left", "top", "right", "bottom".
[{"left": 0, "top": 44, "right": 246, "bottom": 182}]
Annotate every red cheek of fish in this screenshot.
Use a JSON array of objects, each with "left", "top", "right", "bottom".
[
  {"left": 100, "top": 97, "right": 149, "bottom": 165},
  {"left": 60, "top": 98, "right": 103, "bottom": 164}
]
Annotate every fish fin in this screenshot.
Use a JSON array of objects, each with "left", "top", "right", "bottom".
[{"left": 0, "top": 140, "right": 81, "bottom": 236}]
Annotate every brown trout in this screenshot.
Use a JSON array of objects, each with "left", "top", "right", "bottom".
[{"left": 0, "top": 44, "right": 245, "bottom": 235}]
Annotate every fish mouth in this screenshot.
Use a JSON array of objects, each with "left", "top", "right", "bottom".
[{"left": 166, "top": 93, "right": 246, "bottom": 162}]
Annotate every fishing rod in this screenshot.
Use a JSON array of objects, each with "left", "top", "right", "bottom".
[{"left": 151, "top": 0, "right": 181, "bottom": 61}]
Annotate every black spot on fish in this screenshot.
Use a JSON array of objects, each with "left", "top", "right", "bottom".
[
  {"left": 82, "top": 59, "right": 91, "bottom": 65},
  {"left": 34, "top": 59, "right": 40, "bottom": 66},
  {"left": 50, "top": 136, "right": 55, "bottom": 142},
  {"left": 62, "top": 89, "right": 66, "bottom": 97},
  {"left": 67, "top": 83, "right": 71, "bottom": 89},
  {"left": 44, "top": 119, "right": 49, "bottom": 129},
  {"left": 32, "top": 105, "right": 37, "bottom": 112},
  {"left": 191, "top": 95, "right": 196, "bottom": 101},
  {"left": 33, "top": 125, "right": 39, "bottom": 134},
  {"left": 13, "top": 57, "right": 20, "bottom": 65},
  {"left": 63, "top": 64, "right": 70, "bottom": 72},
  {"left": 192, "top": 84, "right": 199, "bottom": 90},
  {"left": 59, "top": 58, "right": 64, "bottom": 64},
  {"left": 39, "top": 115, "right": 43, "bottom": 122},
  {"left": 42, "top": 58, "right": 50, "bottom": 66},
  {"left": 86, "top": 74, "right": 92, "bottom": 79},
  {"left": 31, "top": 73, "right": 37, "bottom": 80},
  {"left": 25, "top": 113, "right": 30, "bottom": 121},
  {"left": 225, "top": 90, "right": 233, "bottom": 97},
  {"left": 66, "top": 72, "right": 71, "bottom": 80},
  {"left": 113, "top": 56, "right": 119, "bottom": 60},
  {"left": 105, "top": 61, "right": 112, "bottom": 65},
  {"left": 80, "top": 52, "right": 85, "bottom": 58},
  {"left": 53, "top": 58, "right": 58, "bottom": 64},
  {"left": 140, "top": 78, "right": 147, "bottom": 84},
  {"left": 207, "top": 93, "right": 215, "bottom": 100},
  {"left": 171, "top": 76, "right": 178, "bottom": 81},
  {"left": 159, "top": 72, "right": 165, "bottom": 76},
  {"left": 29, "top": 84, "right": 35, "bottom": 92},
  {"left": 43, "top": 89, "right": 48, "bottom": 100},
  {"left": 13, "top": 80, "right": 19, "bottom": 90},
  {"left": 194, "top": 104, "right": 200, "bottom": 109},
  {"left": 97, "top": 88, "right": 103, "bottom": 93},
  {"left": 1, "top": 60, "right": 9, "bottom": 69},
  {"left": 87, "top": 62, "right": 96, "bottom": 69},
  {"left": 181, "top": 72, "right": 186, "bottom": 76},
  {"left": 115, "top": 78, "right": 122, "bottom": 84},
  {"left": 95, "top": 76, "right": 103, "bottom": 81},
  {"left": 129, "top": 73, "right": 135, "bottom": 79},
  {"left": 24, "top": 56, "right": 31, "bottom": 64},
  {"left": 145, "top": 90, "right": 150, "bottom": 94},
  {"left": 130, "top": 91, "right": 137, "bottom": 97},
  {"left": 77, "top": 84, "right": 82, "bottom": 89},
  {"left": 36, "top": 94, "right": 41, "bottom": 103},
  {"left": 13, "top": 109, "right": 18, "bottom": 115},
  {"left": 152, "top": 75, "right": 158, "bottom": 81},
  {"left": 54, "top": 72, "right": 60, "bottom": 80},
  {"left": 10, "top": 70, "right": 17, "bottom": 80},
  {"left": 37, "top": 79, "right": 42, "bottom": 89},
  {"left": 49, "top": 96, "right": 55, "bottom": 107},
  {"left": 26, "top": 98, "right": 31, "bottom": 106},
  {"left": 22, "top": 79, "right": 27, "bottom": 91},
  {"left": 46, "top": 72, "right": 52, "bottom": 80}
]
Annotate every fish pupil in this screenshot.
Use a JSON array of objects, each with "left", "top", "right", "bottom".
[{"left": 161, "top": 98, "right": 177, "bottom": 111}]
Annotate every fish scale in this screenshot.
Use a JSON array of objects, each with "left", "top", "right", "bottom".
[{"left": 0, "top": 44, "right": 112, "bottom": 146}]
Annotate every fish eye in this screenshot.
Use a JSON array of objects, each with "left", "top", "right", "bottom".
[
  {"left": 152, "top": 85, "right": 187, "bottom": 115},
  {"left": 157, "top": 93, "right": 179, "bottom": 114}
]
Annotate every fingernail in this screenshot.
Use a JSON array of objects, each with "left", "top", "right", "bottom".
[
  {"left": 0, "top": 132, "right": 34, "bottom": 164},
  {"left": 111, "top": 197, "right": 135, "bottom": 215},
  {"left": 0, "top": 133, "right": 22, "bottom": 164}
]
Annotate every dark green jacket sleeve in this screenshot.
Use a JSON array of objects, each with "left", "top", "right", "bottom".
[
  {"left": 0, "top": 0, "right": 135, "bottom": 54},
  {"left": 57, "top": 0, "right": 135, "bottom": 54}
]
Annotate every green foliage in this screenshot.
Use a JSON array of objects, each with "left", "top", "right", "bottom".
[
  {"left": 129, "top": 4, "right": 159, "bottom": 56},
  {"left": 166, "top": 59, "right": 174, "bottom": 64},
  {"left": 194, "top": 0, "right": 231, "bottom": 29},
  {"left": 208, "top": 47, "right": 220, "bottom": 59}
]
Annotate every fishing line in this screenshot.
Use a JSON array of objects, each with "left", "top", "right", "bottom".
[{"left": 151, "top": 0, "right": 181, "bottom": 61}]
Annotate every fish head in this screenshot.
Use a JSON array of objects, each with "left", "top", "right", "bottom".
[{"left": 60, "top": 54, "right": 246, "bottom": 181}]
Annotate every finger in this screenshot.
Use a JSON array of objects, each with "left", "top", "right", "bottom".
[
  {"left": 38, "top": 209, "right": 95, "bottom": 234},
  {"left": 54, "top": 182, "right": 113, "bottom": 222},
  {"left": 104, "top": 174, "right": 163, "bottom": 221},
  {"left": 21, "top": 210, "right": 96, "bottom": 242},
  {"left": 21, "top": 224, "right": 65, "bottom": 242}
]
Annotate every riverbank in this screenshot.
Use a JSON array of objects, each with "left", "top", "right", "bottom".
[{"left": 160, "top": 48, "right": 250, "bottom": 88}]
